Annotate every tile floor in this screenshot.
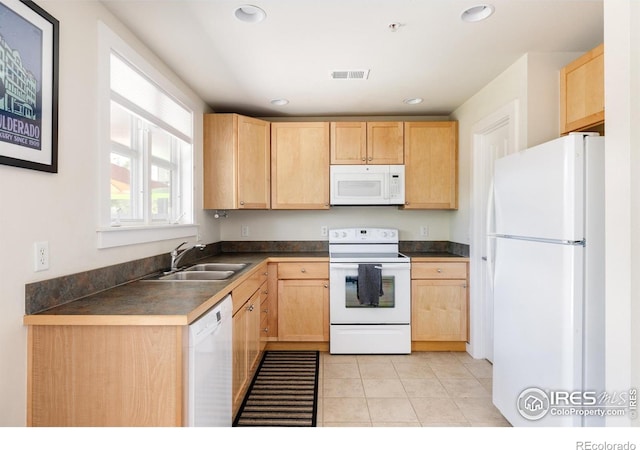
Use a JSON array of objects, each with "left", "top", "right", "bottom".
[{"left": 316, "top": 351, "right": 511, "bottom": 427}]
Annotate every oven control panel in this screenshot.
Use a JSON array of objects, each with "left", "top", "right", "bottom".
[{"left": 329, "top": 228, "right": 399, "bottom": 244}]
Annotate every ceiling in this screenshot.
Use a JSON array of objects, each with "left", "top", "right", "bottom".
[{"left": 100, "top": 0, "right": 604, "bottom": 117}]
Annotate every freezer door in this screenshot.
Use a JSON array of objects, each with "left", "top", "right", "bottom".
[
  {"left": 492, "top": 237, "right": 584, "bottom": 426},
  {"left": 494, "top": 134, "right": 587, "bottom": 242}
]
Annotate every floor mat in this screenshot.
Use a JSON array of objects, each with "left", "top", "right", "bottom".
[{"left": 233, "top": 350, "right": 319, "bottom": 427}]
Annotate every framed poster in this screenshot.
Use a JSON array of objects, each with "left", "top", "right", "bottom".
[{"left": 0, "top": 0, "right": 58, "bottom": 173}]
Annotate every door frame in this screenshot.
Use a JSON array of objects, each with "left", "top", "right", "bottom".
[{"left": 467, "top": 100, "right": 519, "bottom": 360}]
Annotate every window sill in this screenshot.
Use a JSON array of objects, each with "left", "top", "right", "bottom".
[{"left": 97, "top": 224, "right": 198, "bottom": 249}]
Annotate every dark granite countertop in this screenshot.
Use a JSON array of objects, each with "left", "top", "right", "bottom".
[{"left": 23, "top": 248, "right": 466, "bottom": 326}]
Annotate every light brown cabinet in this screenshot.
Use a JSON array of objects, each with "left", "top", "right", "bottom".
[
  {"left": 411, "top": 261, "right": 468, "bottom": 345},
  {"left": 277, "top": 262, "right": 329, "bottom": 342},
  {"left": 203, "top": 113, "right": 271, "bottom": 209},
  {"left": 271, "top": 122, "right": 330, "bottom": 209},
  {"left": 404, "top": 121, "right": 458, "bottom": 210},
  {"left": 560, "top": 43, "right": 604, "bottom": 135},
  {"left": 330, "top": 121, "right": 404, "bottom": 164},
  {"left": 232, "top": 263, "right": 268, "bottom": 415}
]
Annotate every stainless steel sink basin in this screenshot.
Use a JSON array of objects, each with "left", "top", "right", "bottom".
[
  {"left": 158, "top": 271, "right": 234, "bottom": 281},
  {"left": 185, "top": 263, "right": 248, "bottom": 272}
]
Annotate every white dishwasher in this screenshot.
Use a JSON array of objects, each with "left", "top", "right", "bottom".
[{"left": 185, "top": 294, "right": 232, "bottom": 426}]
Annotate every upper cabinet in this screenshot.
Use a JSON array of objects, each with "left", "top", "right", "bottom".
[
  {"left": 330, "top": 121, "right": 404, "bottom": 164},
  {"left": 271, "top": 122, "right": 330, "bottom": 209},
  {"left": 203, "top": 114, "right": 271, "bottom": 209},
  {"left": 560, "top": 43, "right": 604, "bottom": 135},
  {"left": 403, "top": 121, "right": 458, "bottom": 210}
]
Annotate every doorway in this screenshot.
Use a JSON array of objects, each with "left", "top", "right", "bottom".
[{"left": 469, "top": 101, "right": 518, "bottom": 362}]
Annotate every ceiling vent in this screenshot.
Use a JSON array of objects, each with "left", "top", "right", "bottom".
[{"left": 330, "top": 69, "right": 370, "bottom": 80}]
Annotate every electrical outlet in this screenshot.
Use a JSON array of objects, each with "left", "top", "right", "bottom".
[
  {"left": 34, "top": 241, "right": 49, "bottom": 272},
  {"left": 320, "top": 226, "right": 328, "bottom": 237},
  {"left": 420, "top": 226, "right": 429, "bottom": 237},
  {"left": 241, "top": 225, "right": 249, "bottom": 237}
]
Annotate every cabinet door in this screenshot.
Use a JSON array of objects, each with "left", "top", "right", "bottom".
[
  {"left": 330, "top": 122, "right": 367, "bottom": 164},
  {"left": 366, "top": 122, "right": 404, "bottom": 164},
  {"left": 232, "top": 306, "right": 248, "bottom": 410},
  {"left": 560, "top": 43, "right": 604, "bottom": 134},
  {"left": 246, "top": 289, "right": 261, "bottom": 373},
  {"left": 404, "top": 121, "right": 458, "bottom": 209},
  {"left": 411, "top": 279, "right": 468, "bottom": 341},
  {"left": 237, "top": 115, "right": 271, "bottom": 209},
  {"left": 271, "top": 122, "right": 330, "bottom": 209},
  {"left": 277, "top": 279, "right": 329, "bottom": 341}
]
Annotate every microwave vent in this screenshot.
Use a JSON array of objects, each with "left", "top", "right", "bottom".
[{"left": 330, "top": 69, "right": 370, "bottom": 80}]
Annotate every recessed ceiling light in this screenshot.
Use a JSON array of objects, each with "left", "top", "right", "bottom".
[
  {"left": 270, "top": 98, "right": 289, "bottom": 106},
  {"left": 461, "top": 4, "right": 495, "bottom": 23},
  {"left": 404, "top": 98, "right": 423, "bottom": 105},
  {"left": 234, "top": 5, "right": 267, "bottom": 23}
]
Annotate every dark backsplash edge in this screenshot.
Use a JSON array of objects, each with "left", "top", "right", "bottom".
[{"left": 25, "top": 240, "right": 469, "bottom": 315}]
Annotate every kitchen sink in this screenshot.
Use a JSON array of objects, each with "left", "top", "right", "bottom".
[
  {"left": 185, "top": 263, "right": 248, "bottom": 272},
  {"left": 158, "top": 271, "right": 235, "bottom": 281}
]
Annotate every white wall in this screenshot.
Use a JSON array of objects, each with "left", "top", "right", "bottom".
[
  {"left": 0, "top": 0, "right": 219, "bottom": 426},
  {"left": 220, "top": 208, "right": 452, "bottom": 241},
  {"left": 603, "top": 0, "right": 639, "bottom": 426}
]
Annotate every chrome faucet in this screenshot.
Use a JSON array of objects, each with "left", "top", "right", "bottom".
[{"left": 169, "top": 242, "right": 206, "bottom": 272}]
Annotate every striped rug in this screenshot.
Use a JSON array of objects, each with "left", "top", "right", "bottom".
[{"left": 233, "top": 351, "right": 319, "bottom": 427}]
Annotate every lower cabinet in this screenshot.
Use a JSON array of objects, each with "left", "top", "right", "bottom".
[
  {"left": 276, "top": 262, "right": 329, "bottom": 343},
  {"left": 231, "top": 263, "right": 267, "bottom": 416},
  {"left": 411, "top": 260, "right": 469, "bottom": 349}
]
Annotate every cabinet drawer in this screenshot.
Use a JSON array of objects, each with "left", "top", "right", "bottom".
[
  {"left": 278, "top": 262, "right": 328, "bottom": 279},
  {"left": 232, "top": 265, "right": 268, "bottom": 314},
  {"left": 412, "top": 262, "right": 467, "bottom": 280}
]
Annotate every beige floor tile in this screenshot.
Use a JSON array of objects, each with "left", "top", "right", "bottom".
[
  {"left": 440, "top": 378, "right": 491, "bottom": 398},
  {"left": 421, "top": 421, "right": 471, "bottom": 427},
  {"left": 324, "top": 362, "right": 361, "bottom": 379},
  {"left": 373, "top": 422, "right": 422, "bottom": 427},
  {"left": 323, "top": 397, "right": 371, "bottom": 423},
  {"left": 422, "top": 352, "right": 464, "bottom": 364},
  {"left": 358, "top": 362, "right": 398, "bottom": 379},
  {"left": 401, "top": 378, "right": 450, "bottom": 398},
  {"left": 356, "top": 354, "right": 394, "bottom": 363},
  {"left": 367, "top": 398, "right": 419, "bottom": 423},
  {"left": 454, "top": 352, "right": 476, "bottom": 364},
  {"left": 410, "top": 397, "right": 467, "bottom": 423},
  {"left": 430, "top": 361, "right": 475, "bottom": 379},
  {"left": 324, "top": 378, "right": 365, "bottom": 398},
  {"left": 322, "top": 422, "right": 372, "bottom": 427},
  {"left": 393, "top": 361, "right": 436, "bottom": 379},
  {"left": 323, "top": 353, "right": 358, "bottom": 364},
  {"left": 464, "top": 360, "right": 494, "bottom": 379},
  {"left": 454, "top": 398, "right": 508, "bottom": 425},
  {"left": 362, "top": 378, "right": 407, "bottom": 398},
  {"left": 478, "top": 378, "right": 493, "bottom": 394}
]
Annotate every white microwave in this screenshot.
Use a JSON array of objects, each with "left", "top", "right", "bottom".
[{"left": 330, "top": 165, "right": 405, "bottom": 205}]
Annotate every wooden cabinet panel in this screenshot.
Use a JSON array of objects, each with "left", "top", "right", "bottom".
[
  {"left": 277, "top": 262, "right": 329, "bottom": 279},
  {"left": 277, "top": 279, "right": 329, "bottom": 341},
  {"left": 271, "top": 122, "right": 330, "bottom": 209},
  {"left": 560, "top": 43, "right": 604, "bottom": 134},
  {"left": 203, "top": 114, "right": 270, "bottom": 209},
  {"left": 330, "top": 122, "right": 367, "bottom": 164},
  {"left": 232, "top": 306, "right": 248, "bottom": 410},
  {"left": 366, "top": 122, "right": 404, "bottom": 164},
  {"left": 411, "top": 279, "right": 468, "bottom": 341},
  {"left": 412, "top": 262, "right": 467, "bottom": 280},
  {"left": 28, "top": 325, "right": 182, "bottom": 426},
  {"left": 404, "top": 121, "right": 458, "bottom": 210}
]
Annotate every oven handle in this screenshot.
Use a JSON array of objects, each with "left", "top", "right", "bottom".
[{"left": 330, "top": 263, "right": 408, "bottom": 270}]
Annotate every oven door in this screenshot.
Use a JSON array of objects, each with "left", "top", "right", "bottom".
[{"left": 329, "top": 262, "right": 410, "bottom": 324}]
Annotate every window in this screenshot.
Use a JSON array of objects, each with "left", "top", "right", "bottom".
[{"left": 98, "top": 23, "right": 197, "bottom": 248}]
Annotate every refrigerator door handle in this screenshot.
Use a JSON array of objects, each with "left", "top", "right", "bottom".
[{"left": 486, "top": 179, "right": 496, "bottom": 290}]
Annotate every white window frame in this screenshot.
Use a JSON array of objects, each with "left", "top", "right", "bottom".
[{"left": 97, "top": 22, "right": 197, "bottom": 248}]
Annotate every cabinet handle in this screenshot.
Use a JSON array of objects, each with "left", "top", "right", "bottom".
[
  {"left": 405, "top": 202, "right": 409, "bottom": 205},
  {"left": 262, "top": 327, "right": 269, "bottom": 333},
  {"left": 263, "top": 272, "right": 268, "bottom": 276},
  {"left": 247, "top": 304, "right": 254, "bottom": 312},
  {"left": 361, "top": 157, "right": 366, "bottom": 161},
  {"left": 240, "top": 201, "right": 245, "bottom": 205},
  {"left": 437, "top": 268, "right": 442, "bottom": 273},
  {"left": 301, "top": 268, "right": 306, "bottom": 273},
  {"left": 324, "top": 284, "right": 328, "bottom": 288},
  {"left": 263, "top": 308, "right": 269, "bottom": 313},
  {"left": 263, "top": 290, "right": 268, "bottom": 295},
  {"left": 368, "top": 156, "right": 373, "bottom": 161}
]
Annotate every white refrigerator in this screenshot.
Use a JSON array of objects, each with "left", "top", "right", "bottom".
[{"left": 491, "top": 133, "right": 605, "bottom": 426}]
